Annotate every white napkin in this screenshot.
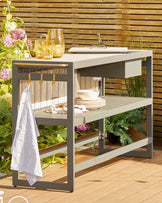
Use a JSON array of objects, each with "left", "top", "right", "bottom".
[{"left": 11, "top": 86, "right": 42, "bottom": 186}]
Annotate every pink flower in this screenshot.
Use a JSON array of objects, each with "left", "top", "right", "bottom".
[
  {"left": 75, "top": 124, "right": 90, "bottom": 132},
  {"left": 6, "top": 157, "right": 10, "bottom": 160},
  {"left": 12, "top": 29, "right": 26, "bottom": 40},
  {"left": 3, "top": 34, "right": 13, "bottom": 47},
  {"left": 12, "top": 40, "right": 17, "bottom": 47},
  {"left": 1, "top": 156, "right": 4, "bottom": 160},
  {"left": 27, "top": 39, "right": 32, "bottom": 47},
  {"left": 0, "top": 69, "right": 11, "bottom": 81}
]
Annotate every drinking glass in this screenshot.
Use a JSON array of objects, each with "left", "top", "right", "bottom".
[
  {"left": 47, "top": 29, "right": 65, "bottom": 58},
  {"left": 42, "top": 40, "right": 54, "bottom": 60},
  {"left": 35, "top": 39, "right": 44, "bottom": 59}
]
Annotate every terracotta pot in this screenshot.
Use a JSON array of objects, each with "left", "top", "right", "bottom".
[{"left": 128, "top": 121, "right": 147, "bottom": 142}]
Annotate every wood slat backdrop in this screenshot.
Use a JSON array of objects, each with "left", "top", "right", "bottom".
[{"left": 0, "top": 0, "right": 162, "bottom": 139}]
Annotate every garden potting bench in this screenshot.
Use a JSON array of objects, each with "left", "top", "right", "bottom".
[{"left": 12, "top": 50, "right": 153, "bottom": 192}]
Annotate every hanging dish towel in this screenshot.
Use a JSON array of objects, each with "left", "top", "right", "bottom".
[{"left": 11, "top": 86, "right": 42, "bottom": 186}]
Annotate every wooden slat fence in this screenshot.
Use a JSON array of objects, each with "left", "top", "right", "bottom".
[{"left": 0, "top": 0, "right": 162, "bottom": 139}]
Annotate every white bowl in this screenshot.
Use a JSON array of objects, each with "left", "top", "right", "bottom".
[{"left": 77, "top": 89, "right": 99, "bottom": 99}]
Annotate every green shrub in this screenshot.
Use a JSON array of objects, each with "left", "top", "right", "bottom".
[
  {"left": 105, "top": 108, "right": 146, "bottom": 146},
  {"left": 0, "top": 98, "right": 12, "bottom": 173}
]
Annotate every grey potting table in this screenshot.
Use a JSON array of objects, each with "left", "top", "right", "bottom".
[{"left": 12, "top": 50, "right": 153, "bottom": 192}]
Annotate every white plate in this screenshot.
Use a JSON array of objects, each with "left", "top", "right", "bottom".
[{"left": 75, "top": 97, "right": 100, "bottom": 101}]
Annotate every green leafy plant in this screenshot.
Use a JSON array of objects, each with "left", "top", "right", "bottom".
[
  {"left": 38, "top": 125, "right": 79, "bottom": 167},
  {"left": 41, "top": 154, "right": 67, "bottom": 169},
  {"left": 105, "top": 35, "right": 150, "bottom": 146},
  {"left": 0, "top": 0, "right": 32, "bottom": 95},
  {"left": 125, "top": 35, "right": 151, "bottom": 97},
  {"left": 105, "top": 108, "right": 146, "bottom": 146},
  {"left": 38, "top": 125, "right": 68, "bottom": 150},
  {"left": 38, "top": 123, "right": 98, "bottom": 167},
  {"left": 0, "top": 98, "right": 12, "bottom": 173},
  {"left": 0, "top": 0, "right": 33, "bottom": 174}
]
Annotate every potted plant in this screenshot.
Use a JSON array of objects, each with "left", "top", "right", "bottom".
[
  {"left": 124, "top": 35, "right": 152, "bottom": 141},
  {"left": 105, "top": 108, "right": 146, "bottom": 146},
  {"left": 105, "top": 35, "right": 151, "bottom": 146}
]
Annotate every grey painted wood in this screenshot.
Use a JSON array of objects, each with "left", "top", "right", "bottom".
[
  {"left": 122, "top": 150, "right": 151, "bottom": 158},
  {"left": 79, "top": 59, "right": 141, "bottom": 78},
  {"left": 36, "top": 117, "right": 68, "bottom": 126},
  {"left": 13, "top": 50, "right": 152, "bottom": 70},
  {"left": 0, "top": 172, "right": 7, "bottom": 178},
  {"left": 75, "top": 137, "right": 152, "bottom": 172},
  {"left": 17, "top": 72, "right": 68, "bottom": 82},
  {"left": 67, "top": 66, "right": 75, "bottom": 192},
  {"left": 98, "top": 77, "right": 105, "bottom": 154},
  {"left": 34, "top": 96, "right": 152, "bottom": 126},
  {"left": 12, "top": 66, "right": 20, "bottom": 186},
  {"left": 146, "top": 57, "right": 153, "bottom": 158},
  {"left": 81, "top": 97, "right": 152, "bottom": 125},
  {"left": 40, "top": 132, "right": 100, "bottom": 159},
  {"left": 12, "top": 50, "right": 153, "bottom": 192},
  {"left": 125, "top": 59, "right": 141, "bottom": 78},
  {"left": 17, "top": 179, "right": 69, "bottom": 191}
]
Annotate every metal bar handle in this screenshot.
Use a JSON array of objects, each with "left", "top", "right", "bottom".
[{"left": 14, "top": 63, "right": 69, "bottom": 67}]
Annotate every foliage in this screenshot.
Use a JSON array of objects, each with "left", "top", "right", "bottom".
[
  {"left": 0, "top": 0, "right": 34, "bottom": 173},
  {"left": 38, "top": 123, "right": 98, "bottom": 167},
  {"left": 125, "top": 35, "right": 151, "bottom": 97},
  {"left": 0, "top": 116, "right": 82, "bottom": 173},
  {"left": 0, "top": 0, "right": 32, "bottom": 95},
  {"left": 38, "top": 125, "right": 71, "bottom": 150},
  {"left": 0, "top": 98, "right": 12, "bottom": 173},
  {"left": 41, "top": 154, "right": 67, "bottom": 169},
  {"left": 38, "top": 125, "right": 79, "bottom": 167},
  {"left": 105, "top": 35, "right": 150, "bottom": 146},
  {"left": 0, "top": 0, "right": 31, "bottom": 174},
  {"left": 105, "top": 108, "right": 146, "bottom": 146}
]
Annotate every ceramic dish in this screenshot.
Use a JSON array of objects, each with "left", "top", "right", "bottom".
[{"left": 77, "top": 89, "right": 99, "bottom": 99}]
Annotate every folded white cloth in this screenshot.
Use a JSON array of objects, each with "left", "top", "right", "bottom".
[
  {"left": 11, "top": 86, "right": 42, "bottom": 186},
  {"left": 46, "top": 104, "right": 88, "bottom": 114}
]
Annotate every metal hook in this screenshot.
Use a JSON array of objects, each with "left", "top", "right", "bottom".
[
  {"left": 51, "top": 74, "right": 55, "bottom": 86},
  {"left": 27, "top": 73, "right": 31, "bottom": 84},
  {"left": 39, "top": 73, "right": 43, "bottom": 85}
]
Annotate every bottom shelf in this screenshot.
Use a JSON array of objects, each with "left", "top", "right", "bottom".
[
  {"left": 15, "top": 137, "right": 152, "bottom": 191},
  {"left": 75, "top": 137, "right": 152, "bottom": 172},
  {"left": 39, "top": 131, "right": 100, "bottom": 159}
]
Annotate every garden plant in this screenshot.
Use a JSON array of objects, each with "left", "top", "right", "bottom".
[
  {"left": 105, "top": 35, "right": 150, "bottom": 146},
  {"left": 0, "top": 0, "right": 89, "bottom": 173},
  {"left": 0, "top": 1, "right": 97, "bottom": 173},
  {"left": 0, "top": 0, "right": 32, "bottom": 173}
]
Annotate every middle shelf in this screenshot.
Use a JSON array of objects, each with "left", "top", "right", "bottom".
[{"left": 34, "top": 96, "right": 152, "bottom": 126}]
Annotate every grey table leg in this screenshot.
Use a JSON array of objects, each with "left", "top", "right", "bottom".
[
  {"left": 67, "top": 66, "right": 75, "bottom": 192},
  {"left": 98, "top": 77, "right": 105, "bottom": 154},
  {"left": 12, "top": 66, "right": 20, "bottom": 186},
  {"left": 119, "top": 56, "right": 153, "bottom": 158},
  {"left": 146, "top": 56, "right": 153, "bottom": 158}
]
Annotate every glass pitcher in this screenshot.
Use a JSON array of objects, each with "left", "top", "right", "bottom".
[{"left": 47, "top": 29, "right": 65, "bottom": 58}]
